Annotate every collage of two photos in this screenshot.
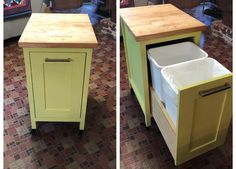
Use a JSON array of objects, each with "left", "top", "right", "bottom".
[{"left": 3, "top": 0, "right": 232, "bottom": 169}]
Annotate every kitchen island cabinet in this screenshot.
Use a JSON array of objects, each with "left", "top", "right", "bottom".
[
  {"left": 121, "top": 4, "right": 232, "bottom": 165},
  {"left": 18, "top": 13, "right": 98, "bottom": 131}
]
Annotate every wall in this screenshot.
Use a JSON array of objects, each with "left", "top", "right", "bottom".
[
  {"left": 165, "top": 0, "right": 202, "bottom": 9},
  {"left": 4, "top": 0, "right": 44, "bottom": 40},
  {"left": 218, "top": 0, "right": 232, "bottom": 28}
]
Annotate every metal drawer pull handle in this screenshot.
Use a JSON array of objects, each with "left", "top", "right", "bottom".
[
  {"left": 199, "top": 83, "right": 231, "bottom": 97},
  {"left": 45, "top": 58, "right": 71, "bottom": 62}
]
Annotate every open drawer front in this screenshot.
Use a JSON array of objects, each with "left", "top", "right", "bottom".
[{"left": 150, "top": 73, "right": 232, "bottom": 166}]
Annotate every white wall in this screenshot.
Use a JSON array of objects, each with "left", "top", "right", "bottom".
[{"left": 4, "top": 0, "right": 44, "bottom": 40}]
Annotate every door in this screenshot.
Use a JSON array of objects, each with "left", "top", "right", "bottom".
[
  {"left": 30, "top": 52, "right": 86, "bottom": 121},
  {"left": 176, "top": 74, "right": 232, "bottom": 165}
]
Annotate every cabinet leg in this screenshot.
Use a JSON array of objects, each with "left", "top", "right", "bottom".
[
  {"left": 31, "top": 121, "right": 37, "bottom": 130},
  {"left": 78, "top": 122, "right": 85, "bottom": 138},
  {"left": 30, "top": 121, "right": 37, "bottom": 135},
  {"left": 78, "top": 130, "right": 84, "bottom": 138},
  {"left": 130, "top": 87, "right": 134, "bottom": 94},
  {"left": 79, "top": 121, "right": 85, "bottom": 130}
]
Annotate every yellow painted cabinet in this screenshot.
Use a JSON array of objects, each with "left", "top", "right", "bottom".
[
  {"left": 18, "top": 14, "right": 98, "bottom": 132},
  {"left": 23, "top": 48, "right": 93, "bottom": 131},
  {"left": 30, "top": 52, "right": 86, "bottom": 120},
  {"left": 120, "top": 4, "right": 232, "bottom": 166}
]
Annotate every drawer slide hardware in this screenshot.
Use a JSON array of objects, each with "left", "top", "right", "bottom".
[{"left": 199, "top": 83, "right": 231, "bottom": 97}]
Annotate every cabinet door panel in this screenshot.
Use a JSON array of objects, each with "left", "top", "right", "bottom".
[
  {"left": 30, "top": 52, "right": 86, "bottom": 120},
  {"left": 44, "top": 62, "right": 72, "bottom": 110}
]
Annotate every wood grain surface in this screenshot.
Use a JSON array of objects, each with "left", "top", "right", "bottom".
[
  {"left": 18, "top": 13, "right": 98, "bottom": 48},
  {"left": 120, "top": 4, "right": 206, "bottom": 41}
]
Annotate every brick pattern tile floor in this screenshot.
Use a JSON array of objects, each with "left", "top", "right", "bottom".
[
  {"left": 120, "top": 20, "right": 232, "bottom": 169},
  {"left": 4, "top": 26, "right": 116, "bottom": 169}
]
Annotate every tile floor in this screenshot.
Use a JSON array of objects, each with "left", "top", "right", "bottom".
[
  {"left": 4, "top": 25, "right": 116, "bottom": 169},
  {"left": 120, "top": 6, "right": 232, "bottom": 169}
]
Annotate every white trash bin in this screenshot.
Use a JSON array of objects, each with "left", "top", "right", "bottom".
[
  {"left": 161, "top": 58, "right": 231, "bottom": 125},
  {"left": 148, "top": 42, "right": 208, "bottom": 101}
]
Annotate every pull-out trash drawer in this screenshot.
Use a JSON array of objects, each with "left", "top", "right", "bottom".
[
  {"left": 148, "top": 42, "right": 207, "bottom": 101},
  {"left": 161, "top": 58, "right": 231, "bottom": 125},
  {"left": 151, "top": 58, "right": 232, "bottom": 165}
]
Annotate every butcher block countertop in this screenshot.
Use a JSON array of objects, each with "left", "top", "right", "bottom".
[
  {"left": 120, "top": 4, "right": 206, "bottom": 41},
  {"left": 18, "top": 13, "right": 98, "bottom": 48}
]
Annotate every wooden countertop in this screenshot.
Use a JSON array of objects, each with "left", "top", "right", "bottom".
[
  {"left": 18, "top": 13, "right": 98, "bottom": 48},
  {"left": 120, "top": 4, "right": 206, "bottom": 41}
]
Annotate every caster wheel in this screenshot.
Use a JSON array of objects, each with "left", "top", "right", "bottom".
[
  {"left": 145, "top": 126, "right": 151, "bottom": 130},
  {"left": 140, "top": 122, "right": 151, "bottom": 130},
  {"left": 30, "top": 129, "right": 37, "bottom": 135},
  {"left": 130, "top": 88, "right": 134, "bottom": 94},
  {"left": 78, "top": 130, "right": 84, "bottom": 138}
]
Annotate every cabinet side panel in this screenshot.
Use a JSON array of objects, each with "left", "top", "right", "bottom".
[
  {"left": 79, "top": 49, "right": 92, "bottom": 130},
  {"left": 23, "top": 48, "right": 37, "bottom": 129},
  {"left": 151, "top": 88, "right": 177, "bottom": 158},
  {"left": 122, "top": 20, "right": 151, "bottom": 126}
]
